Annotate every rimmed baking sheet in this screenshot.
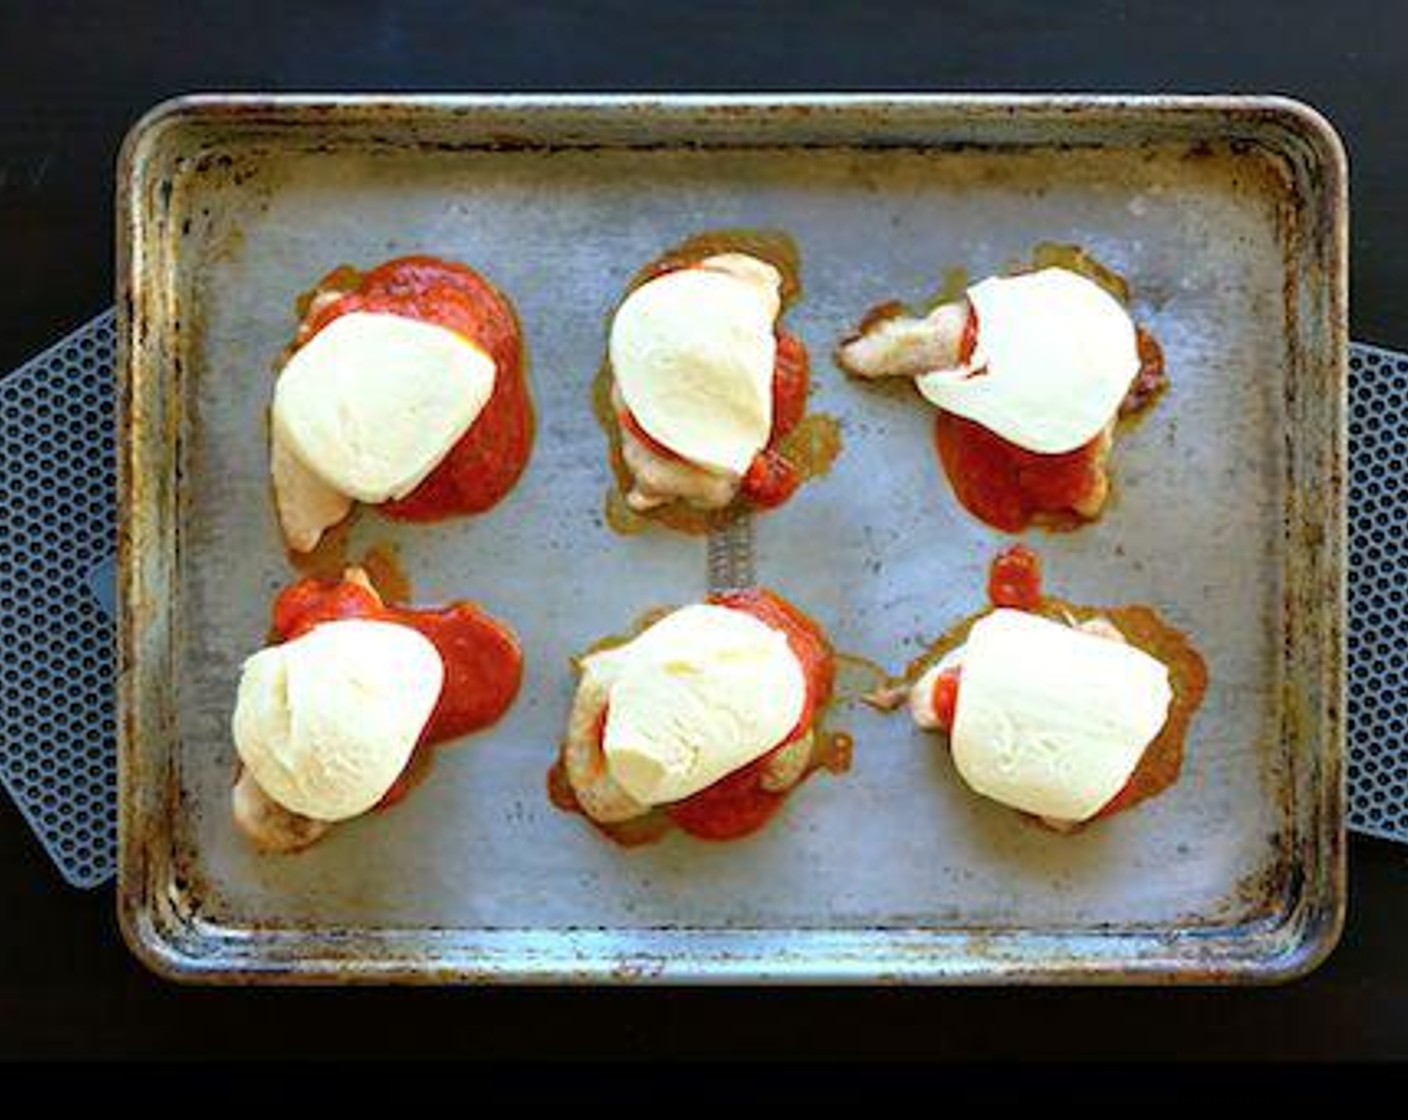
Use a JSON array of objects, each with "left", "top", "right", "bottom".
[{"left": 118, "top": 95, "right": 1345, "bottom": 983}]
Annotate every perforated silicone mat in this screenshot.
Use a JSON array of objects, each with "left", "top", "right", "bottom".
[
  {"left": 0, "top": 315, "right": 1394, "bottom": 886},
  {"left": 1346, "top": 341, "right": 1408, "bottom": 843},
  {"left": 0, "top": 311, "right": 116, "bottom": 888}
]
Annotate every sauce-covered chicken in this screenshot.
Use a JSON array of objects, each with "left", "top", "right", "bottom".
[{"left": 838, "top": 262, "right": 1166, "bottom": 532}]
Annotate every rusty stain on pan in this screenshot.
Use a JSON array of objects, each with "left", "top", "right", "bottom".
[{"left": 117, "top": 95, "right": 1345, "bottom": 985}]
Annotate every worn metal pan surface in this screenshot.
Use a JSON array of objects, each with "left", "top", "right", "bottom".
[{"left": 117, "top": 94, "right": 1346, "bottom": 984}]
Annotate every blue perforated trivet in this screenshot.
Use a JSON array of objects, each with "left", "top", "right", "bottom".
[
  {"left": 0, "top": 315, "right": 1400, "bottom": 887},
  {"left": 1347, "top": 342, "right": 1408, "bottom": 843},
  {"left": 0, "top": 311, "right": 116, "bottom": 888}
]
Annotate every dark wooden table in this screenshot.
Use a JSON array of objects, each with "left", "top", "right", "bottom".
[{"left": 0, "top": 0, "right": 1402, "bottom": 1062}]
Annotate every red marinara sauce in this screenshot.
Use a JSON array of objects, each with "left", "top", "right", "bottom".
[
  {"left": 300, "top": 256, "right": 534, "bottom": 520},
  {"left": 987, "top": 544, "right": 1043, "bottom": 611},
  {"left": 928, "top": 669, "right": 961, "bottom": 734},
  {"left": 935, "top": 416, "right": 1106, "bottom": 533},
  {"left": 739, "top": 332, "right": 810, "bottom": 509},
  {"left": 595, "top": 589, "right": 835, "bottom": 842},
  {"left": 615, "top": 263, "right": 811, "bottom": 511},
  {"left": 271, "top": 576, "right": 523, "bottom": 808},
  {"left": 932, "top": 306, "right": 1112, "bottom": 532}
]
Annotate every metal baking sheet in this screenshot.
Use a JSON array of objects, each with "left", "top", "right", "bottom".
[{"left": 117, "top": 95, "right": 1346, "bottom": 984}]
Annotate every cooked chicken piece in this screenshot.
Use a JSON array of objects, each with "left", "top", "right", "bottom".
[
  {"left": 891, "top": 610, "right": 1138, "bottom": 833},
  {"left": 841, "top": 293, "right": 1134, "bottom": 523},
  {"left": 294, "top": 287, "right": 349, "bottom": 346},
  {"left": 841, "top": 296, "right": 1156, "bottom": 429},
  {"left": 904, "top": 613, "right": 1126, "bottom": 739},
  {"left": 271, "top": 425, "right": 352, "bottom": 553},
  {"left": 342, "top": 565, "right": 377, "bottom": 595},
  {"left": 232, "top": 768, "right": 332, "bottom": 854},
  {"left": 863, "top": 681, "right": 913, "bottom": 712},
  {"left": 561, "top": 670, "right": 652, "bottom": 824},
  {"left": 274, "top": 281, "right": 360, "bottom": 554},
  {"left": 836, "top": 301, "right": 969, "bottom": 380},
  {"left": 1071, "top": 424, "right": 1115, "bottom": 520},
  {"left": 231, "top": 566, "right": 389, "bottom": 853},
  {"left": 610, "top": 252, "right": 787, "bottom": 512}
]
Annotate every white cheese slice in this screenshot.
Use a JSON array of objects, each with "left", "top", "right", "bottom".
[
  {"left": 581, "top": 603, "right": 806, "bottom": 805},
  {"left": 272, "top": 311, "right": 496, "bottom": 505},
  {"left": 232, "top": 618, "right": 444, "bottom": 822},
  {"left": 949, "top": 609, "right": 1172, "bottom": 822},
  {"left": 609, "top": 258, "right": 780, "bottom": 475},
  {"left": 915, "top": 268, "right": 1140, "bottom": 454}
]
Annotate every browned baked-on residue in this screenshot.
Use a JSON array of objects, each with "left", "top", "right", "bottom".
[
  {"left": 1053, "top": 600, "right": 1209, "bottom": 819},
  {"left": 1024, "top": 241, "right": 1130, "bottom": 303},
  {"left": 834, "top": 650, "right": 893, "bottom": 705},
  {"left": 1122, "top": 327, "right": 1169, "bottom": 420},
  {"left": 285, "top": 532, "right": 411, "bottom": 610},
  {"left": 359, "top": 542, "right": 412, "bottom": 605},
  {"left": 636, "top": 228, "right": 803, "bottom": 305},
  {"left": 816, "top": 729, "right": 855, "bottom": 775},
  {"left": 286, "top": 513, "right": 355, "bottom": 581}
]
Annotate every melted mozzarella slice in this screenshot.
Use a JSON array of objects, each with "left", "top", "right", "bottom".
[
  {"left": 609, "top": 257, "right": 780, "bottom": 475},
  {"left": 233, "top": 618, "right": 444, "bottom": 822},
  {"left": 272, "top": 311, "right": 496, "bottom": 505},
  {"left": 915, "top": 268, "right": 1139, "bottom": 454},
  {"left": 950, "top": 609, "right": 1172, "bottom": 822},
  {"left": 581, "top": 603, "right": 806, "bottom": 805}
]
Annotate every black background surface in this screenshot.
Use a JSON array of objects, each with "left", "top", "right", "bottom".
[{"left": 0, "top": 0, "right": 1402, "bottom": 1062}]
